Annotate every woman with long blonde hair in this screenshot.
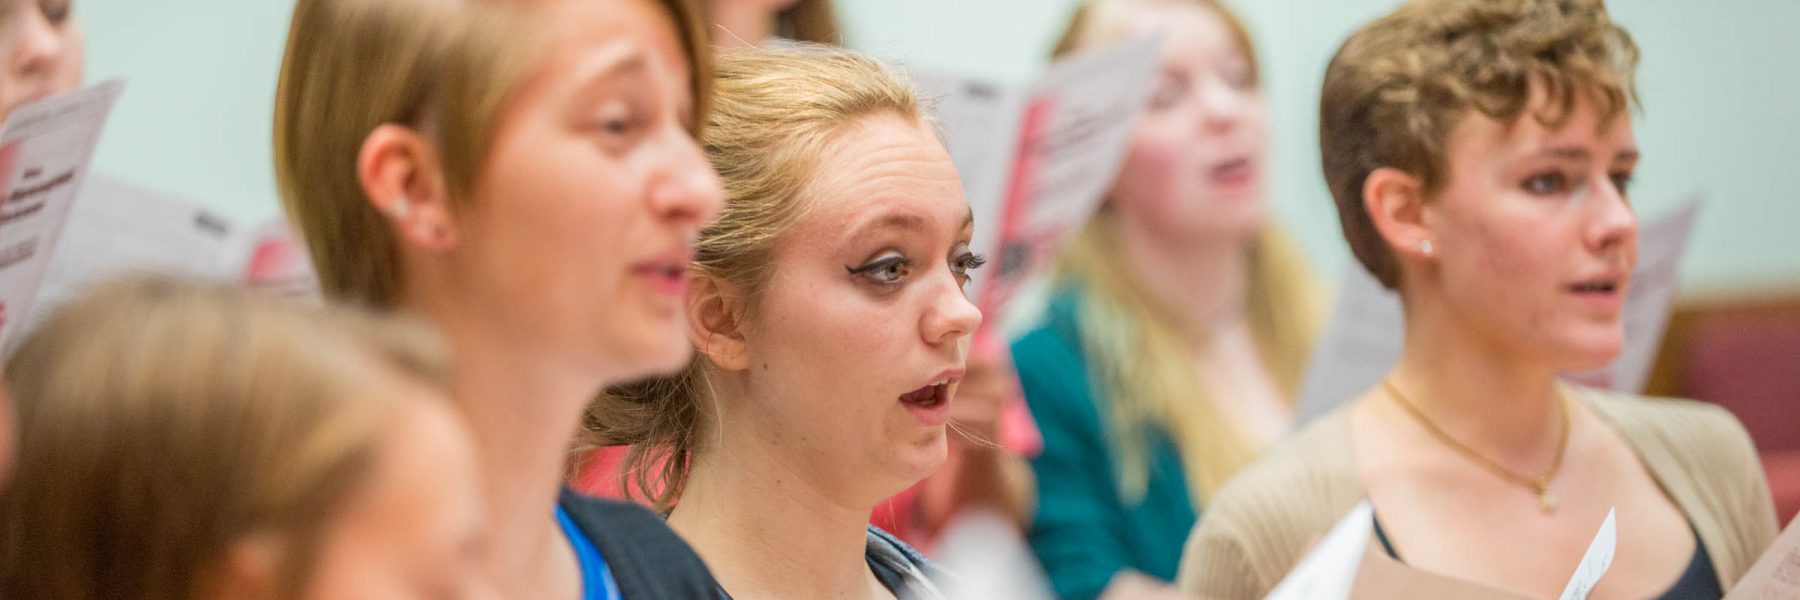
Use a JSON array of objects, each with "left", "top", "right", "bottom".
[
  {"left": 1008, "top": 0, "right": 1324, "bottom": 597},
  {"left": 595, "top": 45, "right": 982, "bottom": 599}
]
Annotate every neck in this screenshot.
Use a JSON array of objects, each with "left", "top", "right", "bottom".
[
  {"left": 708, "top": 0, "right": 777, "bottom": 50},
  {"left": 407, "top": 285, "right": 597, "bottom": 598},
  {"left": 668, "top": 415, "right": 881, "bottom": 599},
  {"left": 1388, "top": 285, "right": 1563, "bottom": 459},
  {"left": 1111, "top": 218, "right": 1251, "bottom": 347}
]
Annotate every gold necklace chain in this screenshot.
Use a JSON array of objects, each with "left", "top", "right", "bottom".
[{"left": 1380, "top": 378, "right": 1571, "bottom": 514}]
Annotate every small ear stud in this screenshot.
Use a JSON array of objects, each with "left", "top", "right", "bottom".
[
  {"left": 1419, "top": 239, "right": 1434, "bottom": 256},
  {"left": 388, "top": 196, "right": 410, "bottom": 220}
]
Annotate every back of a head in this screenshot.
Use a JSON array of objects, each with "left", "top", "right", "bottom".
[
  {"left": 1321, "top": 0, "right": 1639, "bottom": 289},
  {"left": 0, "top": 275, "right": 448, "bottom": 600},
  {"left": 591, "top": 44, "right": 925, "bottom": 511}
]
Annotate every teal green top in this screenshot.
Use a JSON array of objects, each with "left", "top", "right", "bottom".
[{"left": 1011, "top": 289, "right": 1198, "bottom": 600}]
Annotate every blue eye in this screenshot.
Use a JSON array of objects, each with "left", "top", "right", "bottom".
[
  {"left": 848, "top": 254, "right": 911, "bottom": 286},
  {"left": 1521, "top": 171, "right": 1570, "bottom": 196}
]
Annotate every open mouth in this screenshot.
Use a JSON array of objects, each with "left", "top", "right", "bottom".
[
  {"left": 898, "top": 377, "right": 951, "bottom": 409},
  {"left": 1568, "top": 279, "right": 1620, "bottom": 294},
  {"left": 1208, "top": 156, "right": 1255, "bottom": 188}
]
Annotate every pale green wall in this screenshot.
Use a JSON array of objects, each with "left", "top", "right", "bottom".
[{"left": 78, "top": 0, "right": 1799, "bottom": 292}]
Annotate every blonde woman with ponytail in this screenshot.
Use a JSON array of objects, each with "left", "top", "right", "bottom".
[
  {"left": 1008, "top": 1, "right": 1324, "bottom": 598},
  {"left": 595, "top": 45, "right": 983, "bottom": 599}
]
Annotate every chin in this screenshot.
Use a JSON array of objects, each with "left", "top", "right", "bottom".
[
  {"left": 890, "top": 433, "right": 950, "bottom": 487},
  {"left": 613, "top": 332, "right": 695, "bottom": 381},
  {"left": 1551, "top": 331, "right": 1626, "bottom": 372}
]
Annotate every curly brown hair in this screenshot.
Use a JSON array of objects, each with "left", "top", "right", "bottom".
[{"left": 1321, "top": 0, "right": 1640, "bottom": 288}]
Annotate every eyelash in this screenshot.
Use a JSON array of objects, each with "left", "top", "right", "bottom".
[
  {"left": 1520, "top": 170, "right": 1636, "bottom": 197},
  {"left": 586, "top": 106, "right": 647, "bottom": 151},
  {"left": 952, "top": 251, "right": 988, "bottom": 287},
  {"left": 848, "top": 254, "right": 912, "bottom": 287},
  {"left": 846, "top": 249, "right": 988, "bottom": 290}
]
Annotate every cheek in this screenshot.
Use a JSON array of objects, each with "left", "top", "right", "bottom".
[
  {"left": 1110, "top": 129, "right": 1188, "bottom": 216},
  {"left": 1442, "top": 210, "right": 1561, "bottom": 329},
  {"left": 59, "top": 25, "right": 85, "bottom": 89}
]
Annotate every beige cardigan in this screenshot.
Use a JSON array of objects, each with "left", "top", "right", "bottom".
[{"left": 1176, "top": 387, "right": 1779, "bottom": 599}]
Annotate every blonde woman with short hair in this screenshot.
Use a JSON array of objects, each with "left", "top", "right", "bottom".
[
  {"left": 595, "top": 45, "right": 983, "bottom": 599},
  {"left": 272, "top": 0, "right": 727, "bottom": 597},
  {"left": 1179, "top": 1, "right": 1777, "bottom": 597},
  {"left": 0, "top": 275, "right": 484, "bottom": 600}
]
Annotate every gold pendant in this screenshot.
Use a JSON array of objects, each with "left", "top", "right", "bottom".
[{"left": 1538, "top": 488, "right": 1557, "bottom": 514}]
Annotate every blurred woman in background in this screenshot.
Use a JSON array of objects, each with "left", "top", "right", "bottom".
[
  {"left": 0, "top": 276, "right": 486, "bottom": 600},
  {"left": 1009, "top": 0, "right": 1325, "bottom": 597}
]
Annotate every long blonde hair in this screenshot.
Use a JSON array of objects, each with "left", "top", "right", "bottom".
[
  {"left": 273, "top": 0, "right": 713, "bottom": 308},
  {"left": 0, "top": 275, "right": 450, "bottom": 600},
  {"left": 1052, "top": 0, "right": 1324, "bottom": 504},
  {"left": 588, "top": 44, "right": 924, "bottom": 512}
]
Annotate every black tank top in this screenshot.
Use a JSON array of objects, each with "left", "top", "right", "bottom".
[{"left": 1370, "top": 513, "right": 1722, "bottom": 599}]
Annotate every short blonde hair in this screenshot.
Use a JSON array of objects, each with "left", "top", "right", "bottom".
[
  {"left": 0, "top": 275, "right": 450, "bottom": 600},
  {"left": 1322, "top": 0, "right": 1639, "bottom": 288},
  {"left": 273, "top": 0, "right": 714, "bottom": 307},
  {"left": 588, "top": 44, "right": 924, "bottom": 512}
]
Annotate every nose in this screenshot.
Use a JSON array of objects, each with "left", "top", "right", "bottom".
[
  {"left": 1195, "top": 77, "right": 1249, "bottom": 134},
  {"left": 646, "top": 124, "right": 725, "bottom": 229},
  {"left": 920, "top": 272, "right": 983, "bottom": 348},
  {"left": 1584, "top": 172, "right": 1637, "bottom": 256},
  {"left": 9, "top": 7, "right": 68, "bottom": 84}
]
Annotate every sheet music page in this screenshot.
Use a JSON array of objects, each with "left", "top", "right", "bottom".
[
  {"left": 0, "top": 80, "right": 125, "bottom": 354},
  {"left": 1265, "top": 501, "right": 1375, "bottom": 600},
  {"left": 915, "top": 36, "right": 1160, "bottom": 328},
  {"left": 1724, "top": 514, "right": 1800, "bottom": 599},
  {"left": 32, "top": 174, "right": 240, "bottom": 332}
]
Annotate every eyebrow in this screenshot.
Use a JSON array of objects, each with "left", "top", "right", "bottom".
[
  {"left": 568, "top": 51, "right": 650, "bottom": 105},
  {"left": 848, "top": 208, "right": 976, "bottom": 242},
  {"left": 1533, "top": 146, "right": 1641, "bottom": 163}
]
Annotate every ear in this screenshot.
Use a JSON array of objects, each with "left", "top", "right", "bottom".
[
  {"left": 687, "top": 275, "right": 749, "bottom": 372},
  {"left": 1362, "top": 166, "right": 1435, "bottom": 262},
  {"left": 204, "top": 534, "right": 283, "bottom": 600},
  {"left": 357, "top": 124, "right": 458, "bottom": 252}
]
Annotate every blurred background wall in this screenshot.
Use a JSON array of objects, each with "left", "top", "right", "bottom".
[{"left": 81, "top": 0, "right": 1799, "bottom": 295}]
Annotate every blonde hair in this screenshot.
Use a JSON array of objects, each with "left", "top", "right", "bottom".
[
  {"left": 587, "top": 44, "right": 924, "bottom": 512},
  {"left": 1051, "top": 0, "right": 1324, "bottom": 503},
  {"left": 1321, "top": 0, "right": 1639, "bottom": 288},
  {"left": 273, "top": 0, "right": 714, "bottom": 308},
  {"left": 0, "top": 275, "right": 450, "bottom": 600}
]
